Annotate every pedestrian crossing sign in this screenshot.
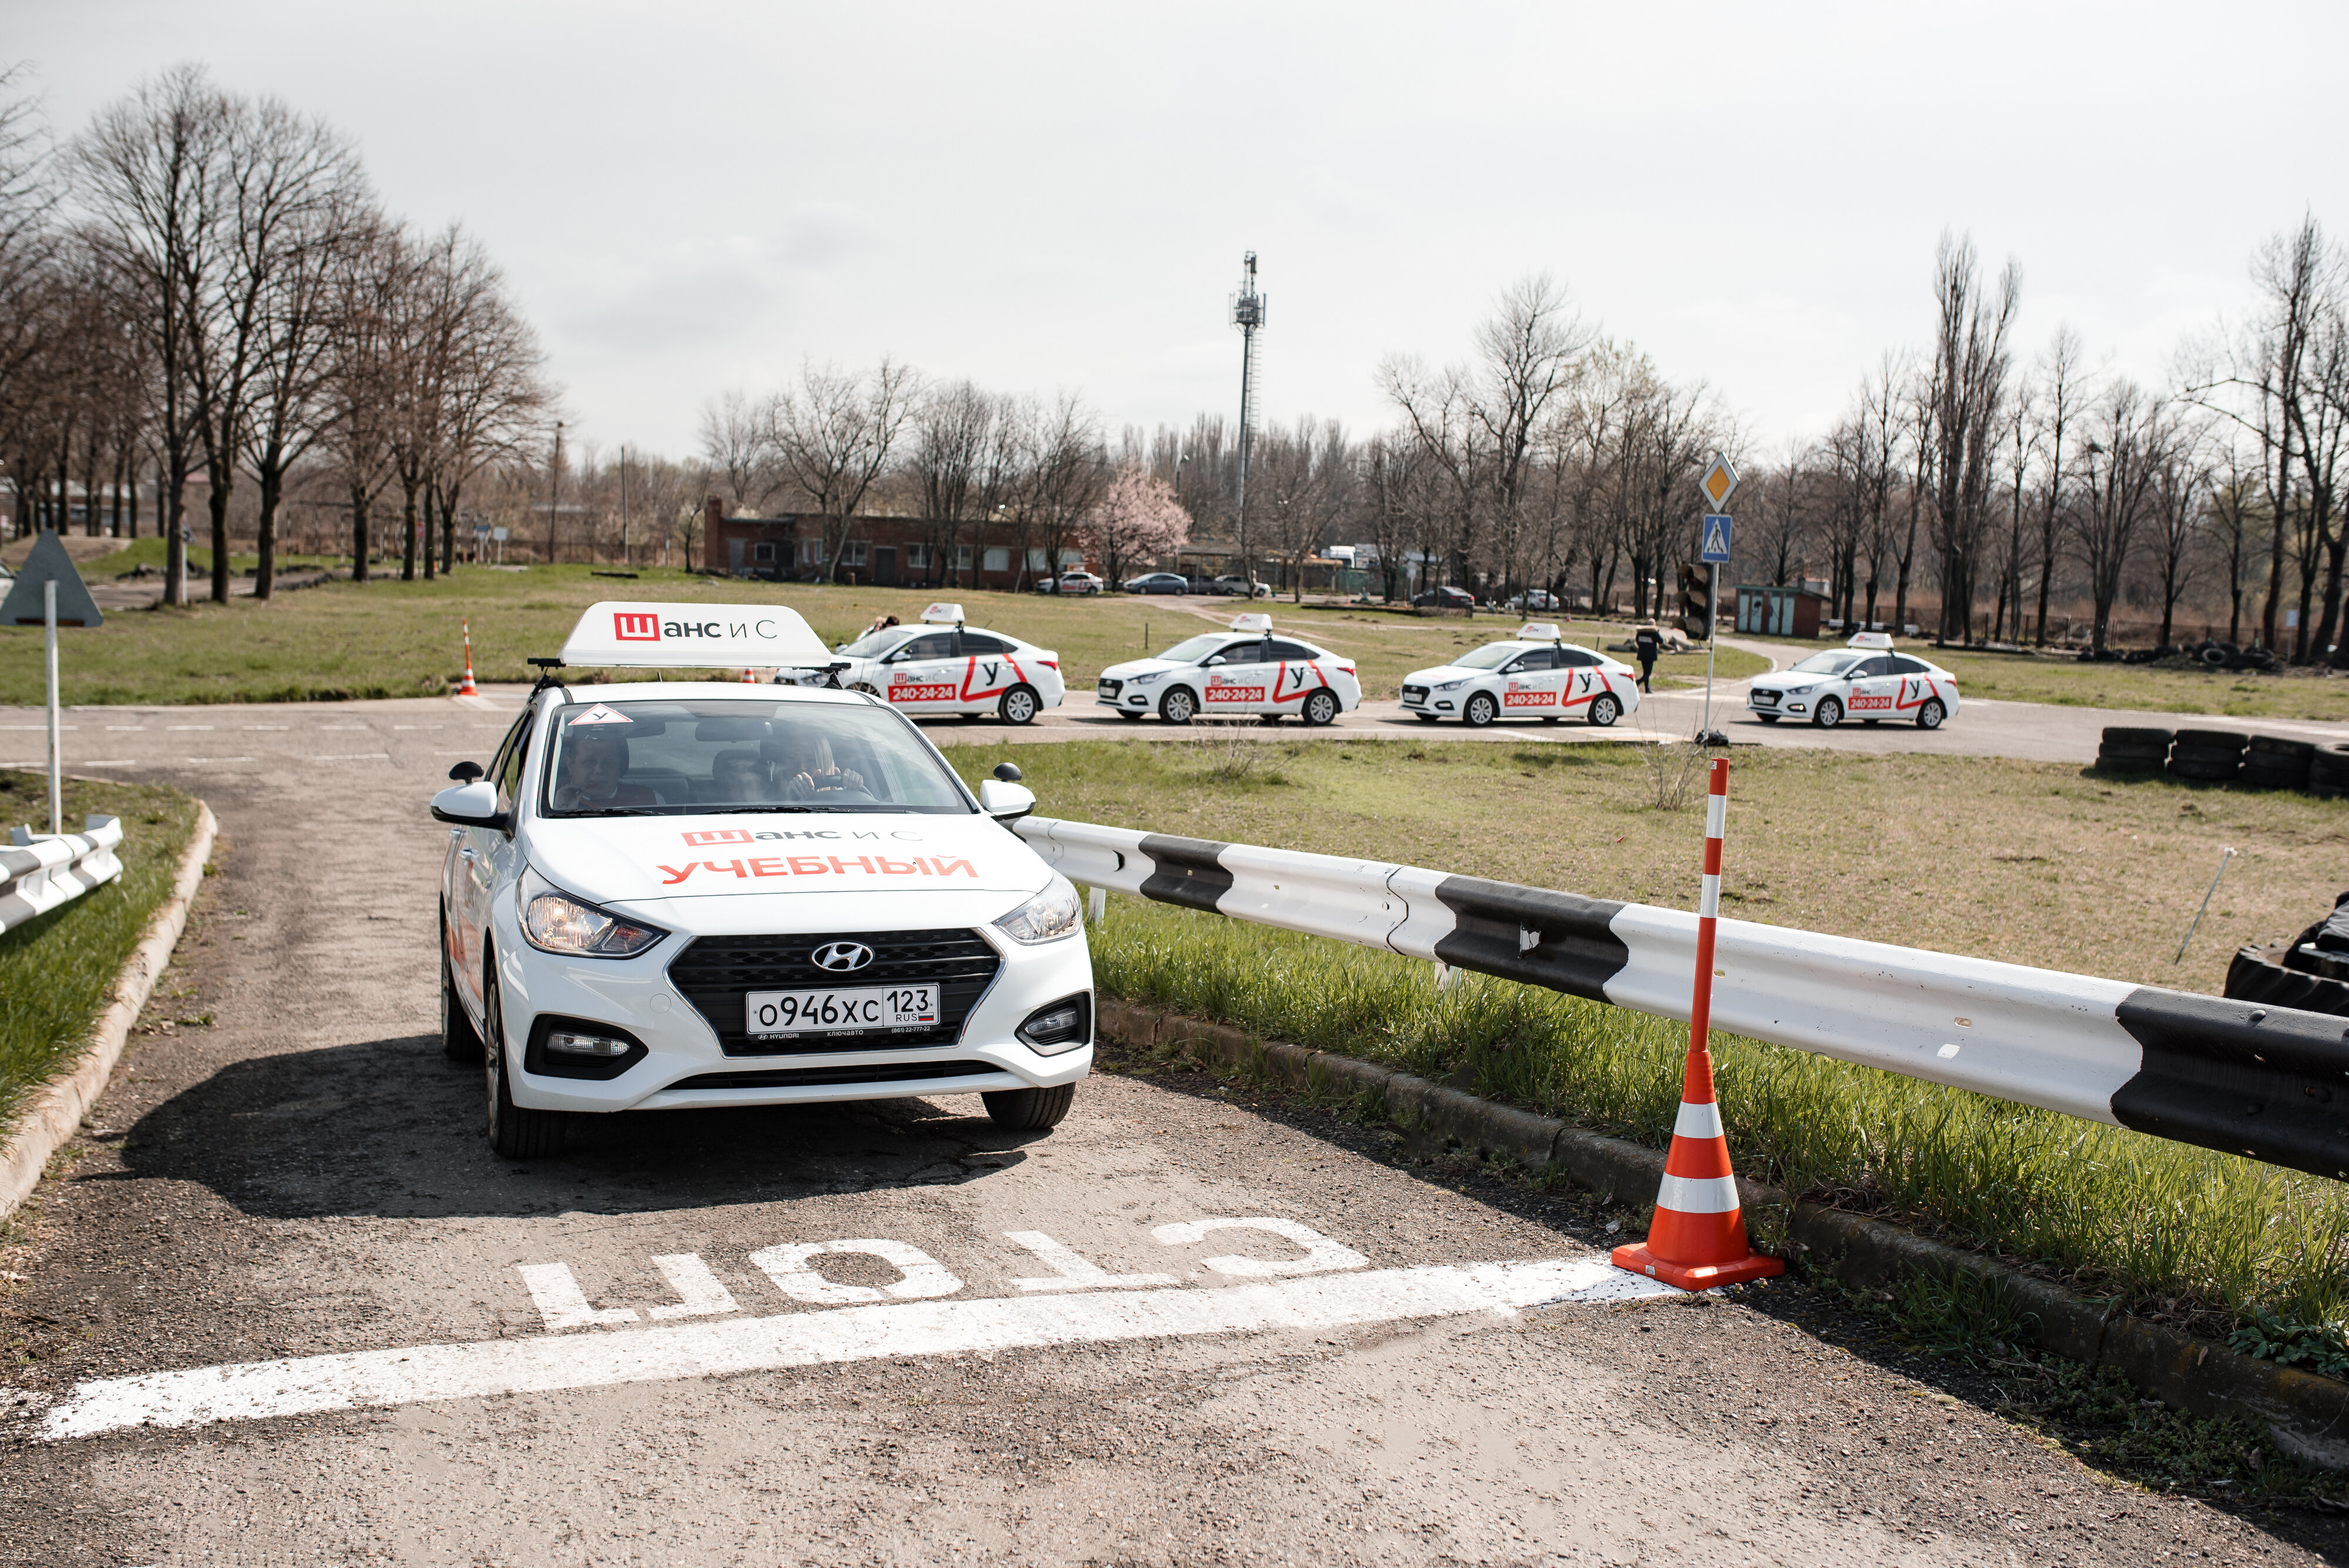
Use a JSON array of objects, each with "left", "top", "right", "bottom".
[{"left": 1700, "top": 514, "right": 1733, "bottom": 564}]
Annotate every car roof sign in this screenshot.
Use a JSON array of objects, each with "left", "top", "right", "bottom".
[
  {"left": 1229, "top": 612, "right": 1272, "bottom": 633},
  {"left": 1519, "top": 620, "right": 1563, "bottom": 641},
  {"left": 557, "top": 601, "right": 833, "bottom": 668},
  {"left": 921, "top": 602, "right": 965, "bottom": 626},
  {"left": 1847, "top": 630, "right": 1895, "bottom": 650}
]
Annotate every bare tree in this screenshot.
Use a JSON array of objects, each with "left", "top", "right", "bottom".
[
  {"left": 73, "top": 64, "right": 233, "bottom": 605},
  {"left": 696, "top": 388, "right": 773, "bottom": 515},
  {"left": 2071, "top": 381, "right": 2171, "bottom": 655},
  {"left": 1924, "top": 231, "right": 2021, "bottom": 643},
  {"left": 2031, "top": 327, "right": 2085, "bottom": 644},
  {"left": 765, "top": 358, "right": 918, "bottom": 581},
  {"left": 908, "top": 380, "right": 993, "bottom": 587},
  {"left": 2147, "top": 424, "right": 2212, "bottom": 649}
]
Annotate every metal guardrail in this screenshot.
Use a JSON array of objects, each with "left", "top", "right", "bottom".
[
  {"left": 0, "top": 816, "right": 124, "bottom": 936},
  {"left": 1016, "top": 815, "right": 2349, "bottom": 1182}
]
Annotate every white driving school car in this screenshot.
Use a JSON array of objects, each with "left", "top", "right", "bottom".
[
  {"left": 429, "top": 601, "right": 1092, "bottom": 1158},
  {"left": 822, "top": 603, "right": 1065, "bottom": 725},
  {"left": 1092, "top": 613, "right": 1362, "bottom": 725},
  {"left": 1399, "top": 623, "right": 1641, "bottom": 727},
  {"left": 1744, "top": 631, "right": 1960, "bottom": 729}
]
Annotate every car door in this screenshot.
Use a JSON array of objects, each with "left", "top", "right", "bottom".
[
  {"left": 1554, "top": 647, "right": 1611, "bottom": 714},
  {"left": 954, "top": 631, "right": 1027, "bottom": 711},
  {"left": 1263, "top": 638, "right": 1323, "bottom": 712},
  {"left": 1499, "top": 646, "right": 1561, "bottom": 716},
  {"left": 881, "top": 632, "right": 960, "bottom": 712},
  {"left": 1843, "top": 655, "right": 1897, "bottom": 718},
  {"left": 458, "top": 702, "right": 536, "bottom": 1011},
  {"left": 1200, "top": 638, "right": 1271, "bottom": 715}
]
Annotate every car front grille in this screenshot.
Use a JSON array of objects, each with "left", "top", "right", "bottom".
[
  {"left": 667, "top": 1060, "right": 1002, "bottom": 1091},
  {"left": 1096, "top": 678, "right": 1123, "bottom": 696},
  {"left": 666, "top": 929, "right": 1001, "bottom": 1055},
  {"left": 1751, "top": 689, "right": 1778, "bottom": 706},
  {"left": 1402, "top": 685, "right": 1429, "bottom": 703}
]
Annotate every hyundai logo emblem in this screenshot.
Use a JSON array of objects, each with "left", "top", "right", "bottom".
[{"left": 812, "top": 941, "right": 875, "bottom": 973}]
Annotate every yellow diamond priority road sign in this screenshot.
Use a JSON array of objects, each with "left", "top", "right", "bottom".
[{"left": 1699, "top": 453, "right": 1739, "bottom": 512}]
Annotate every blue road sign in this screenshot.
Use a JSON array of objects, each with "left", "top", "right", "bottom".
[{"left": 1700, "top": 513, "right": 1733, "bottom": 564}]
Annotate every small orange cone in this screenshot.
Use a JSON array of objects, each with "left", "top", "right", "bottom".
[
  {"left": 455, "top": 618, "right": 479, "bottom": 697},
  {"left": 1613, "top": 757, "right": 1784, "bottom": 1292},
  {"left": 741, "top": 667, "right": 758, "bottom": 684}
]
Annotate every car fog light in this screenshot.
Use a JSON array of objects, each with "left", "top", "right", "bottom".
[
  {"left": 1017, "top": 994, "right": 1092, "bottom": 1055},
  {"left": 1788, "top": 702, "right": 1806, "bottom": 712},
  {"left": 1436, "top": 701, "right": 1454, "bottom": 710},
  {"left": 547, "top": 1029, "right": 632, "bottom": 1057}
]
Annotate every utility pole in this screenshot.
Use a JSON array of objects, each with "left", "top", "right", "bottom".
[
  {"left": 619, "top": 443, "right": 630, "bottom": 567},
  {"left": 1230, "top": 253, "right": 1266, "bottom": 587},
  {"left": 546, "top": 420, "right": 564, "bottom": 564}
]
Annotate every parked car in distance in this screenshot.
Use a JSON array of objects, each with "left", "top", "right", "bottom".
[
  {"left": 1412, "top": 586, "right": 1476, "bottom": 610},
  {"left": 1038, "top": 571, "right": 1103, "bottom": 595},
  {"left": 1122, "top": 571, "right": 1190, "bottom": 595},
  {"left": 1208, "top": 574, "right": 1273, "bottom": 598},
  {"left": 1506, "top": 588, "right": 1563, "bottom": 613}
]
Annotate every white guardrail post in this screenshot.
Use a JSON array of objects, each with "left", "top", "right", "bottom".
[
  {"left": 1020, "top": 815, "right": 2349, "bottom": 1182},
  {"left": 0, "top": 815, "right": 126, "bottom": 936}
]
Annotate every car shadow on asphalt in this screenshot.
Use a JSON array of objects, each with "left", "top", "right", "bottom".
[{"left": 110, "top": 1034, "right": 1054, "bottom": 1221}]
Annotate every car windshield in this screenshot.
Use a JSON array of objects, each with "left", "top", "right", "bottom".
[
  {"left": 1451, "top": 644, "right": 1528, "bottom": 671},
  {"left": 1156, "top": 634, "right": 1230, "bottom": 662},
  {"left": 838, "top": 627, "right": 914, "bottom": 659},
  {"left": 1789, "top": 651, "right": 1865, "bottom": 675},
  {"left": 540, "top": 699, "right": 972, "bottom": 817}
]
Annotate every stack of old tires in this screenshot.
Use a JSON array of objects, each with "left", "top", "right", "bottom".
[
  {"left": 2312, "top": 744, "right": 2349, "bottom": 799},
  {"left": 2166, "top": 728, "right": 2247, "bottom": 783},
  {"left": 2095, "top": 727, "right": 2171, "bottom": 774},
  {"left": 2243, "top": 735, "right": 2316, "bottom": 790}
]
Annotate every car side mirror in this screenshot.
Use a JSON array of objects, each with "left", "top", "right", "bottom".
[
  {"left": 447, "top": 759, "right": 484, "bottom": 783},
  {"left": 430, "top": 779, "right": 509, "bottom": 832},
  {"left": 978, "top": 778, "right": 1035, "bottom": 823},
  {"left": 991, "top": 761, "right": 1024, "bottom": 783},
  {"left": 1203, "top": 655, "right": 1226, "bottom": 667}
]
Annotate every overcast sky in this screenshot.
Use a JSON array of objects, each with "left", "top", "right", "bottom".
[{"left": 11, "top": 1, "right": 2345, "bottom": 465}]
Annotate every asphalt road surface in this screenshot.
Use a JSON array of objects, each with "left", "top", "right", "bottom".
[{"left": 0, "top": 703, "right": 2343, "bottom": 1564}]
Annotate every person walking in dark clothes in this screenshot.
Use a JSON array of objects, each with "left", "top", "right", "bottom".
[{"left": 1633, "top": 621, "right": 1664, "bottom": 692}]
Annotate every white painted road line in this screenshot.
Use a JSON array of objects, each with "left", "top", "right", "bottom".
[{"left": 39, "top": 1256, "right": 1674, "bottom": 1441}]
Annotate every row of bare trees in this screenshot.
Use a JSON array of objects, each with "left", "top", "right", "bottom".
[{"left": 0, "top": 64, "right": 552, "bottom": 603}]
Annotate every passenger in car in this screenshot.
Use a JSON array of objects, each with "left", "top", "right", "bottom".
[
  {"left": 709, "top": 749, "right": 771, "bottom": 802},
  {"left": 551, "top": 729, "right": 662, "bottom": 810}
]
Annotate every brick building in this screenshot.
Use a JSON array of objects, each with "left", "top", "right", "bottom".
[{"left": 702, "top": 499, "right": 1093, "bottom": 588}]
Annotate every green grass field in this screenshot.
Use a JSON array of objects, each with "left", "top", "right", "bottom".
[
  {"left": 1739, "top": 631, "right": 2349, "bottom": 722},
  {"left": 0, "top": 564, "right": 1762, "bottom": 706},
  {"left": 0, "top": 770, "right": 202, "bottom": 1148},
  {"left": 941, "top": 738, "right": 2349, "bottom": 1337}
]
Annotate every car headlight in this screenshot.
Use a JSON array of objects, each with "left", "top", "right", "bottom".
[
  {"left": 1785, "top": 684, "right": 1813, "bottom": 696},
  {"left": 517, "top": 866, "right": 668, "bottom": 957},
  {"left": 1435, "top": 678, "right": 1467, "bottom": 691},
  {"left": 1129, "top": 670, "right": 1165, "bottom": 685},
  {"left": 994, "top": 874, "right": 1083, "bottom": 944}
]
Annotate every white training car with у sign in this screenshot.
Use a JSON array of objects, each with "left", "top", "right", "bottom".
[
  {"left": 1745, "top": 631, "right": 1959, "bottom": 729},
  {"left": 1398, "top": 623, "right": 1641, "bottom": 727},
  {"left": 1092, "top": 613, "right": 1362, "bottom": 725},
  {"left": 820, "top": 603, "right": 1065, "bottom": 725},
  {"left": 427, "top": 601, "right": 1093, "bottom": 1160}
]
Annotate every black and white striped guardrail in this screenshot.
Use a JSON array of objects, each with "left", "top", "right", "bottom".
[
  {"left": 0, "top": 815, "right": 124, "bottom": 936},
  {"left": 1015, "top": 816, "right": 2349, "bottom": 1182}
]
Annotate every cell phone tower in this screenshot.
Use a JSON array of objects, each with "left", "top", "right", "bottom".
[{"left": 1229, "top": 251, "right": 1267, "bottom": 568}]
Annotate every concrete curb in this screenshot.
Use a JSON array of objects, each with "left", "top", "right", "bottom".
[
  {"left": 1101, "top": 997, "right": 2349, "bottom": 1470},
  {"left": 0, "top": 800, "right": 216, "bottom": 1222}
]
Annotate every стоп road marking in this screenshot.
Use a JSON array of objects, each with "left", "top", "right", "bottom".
[{"left": 38, "top": 1256, "right": 1670, "bottom": 1441}]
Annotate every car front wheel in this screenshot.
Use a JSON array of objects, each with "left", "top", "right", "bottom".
[
  {"left": 484, "top": 968, "right": 568, "bottom": 1159},
  {"left": 984, "top": 1083, "right": 1076, "bottom": 1130},
  {"left": 999, "top": 684, "right": 1039, "bottom": 725},
  {"left": 1159, "top": 687, "right": 1196, "bottom": 725},
  {"left": 1302, "top": 688, "right": 1338, "bottom": 726},
  {"left": 1917, "top": 698, "right": 1946, "bottom": 730},
  {"left": 1756, "top": 714, "right": 1780, "bottom": 724},
  {"left": 1814, "top": 696, "right": 1843, "bottom": 729},
  {"left": 1463, "top": 692, "right": 1498, "bottom": 728}
]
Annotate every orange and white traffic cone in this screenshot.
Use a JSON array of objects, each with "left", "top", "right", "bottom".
[
  {"left": 741, "top": 667, "right": 758, "bottom": 684},
  {"left": 1613, "top": 756, "right": 1785, "bottom": 1291},
  {"left": 455, "top": 618, "right": 479, "bottom": 698}
]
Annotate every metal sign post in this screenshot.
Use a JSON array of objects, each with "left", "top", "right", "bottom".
[
  {"left": 44, "top": 580, "right": 59, "bottom": 835},
  {"left": 2, "top": 532, "right": 104, "bottom": 837},
  {"left": 1697, "top": 487, "right": 1735, "bottom": 743}
]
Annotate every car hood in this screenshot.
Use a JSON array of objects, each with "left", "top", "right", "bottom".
[
  {"left": 1404, "top": 664, "right": 1499, "bottom": 684},
  {"left": 1749, "top": 669, "right": 1843, "bottom": 691},
  {"left": 520, "top": 811, "right": 1051, "bottom": 903},
  {"left": 1098, "top": 657, "right": 1194, "bottom": 681}
]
